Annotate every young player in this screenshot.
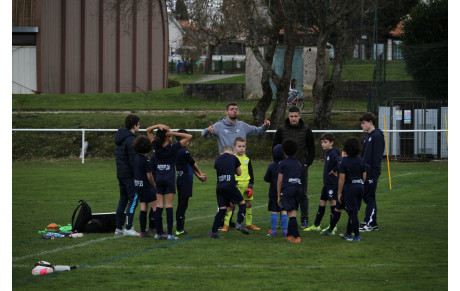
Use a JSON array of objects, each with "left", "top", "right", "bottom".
[
  {"left": 132, "top": 135, "right": 157, "bottom": 238},
  {"left": 209, "top": 146, "right": 250, "bottom": 239},
  {"left": 222, "top": 138, "right": 260, "bottom": 231},
  {"left": 337, "top": 137, "right": 367, "bottom": 241},
  {"left": 146, "top": 124, "right": 192, "bottom": 240},
  {"left": 305, "top": 133, "right": 341, "bottom": 234},
  {"left": 264, "top": 144, "right": 288, "bottom": 236},
  {"left": 175, "top": 129, "right": 207, "bottom": 235},
  {"left": 359, "top": 112, "right": 385, "bottom": 231},
  {"left": 277, "top": 139, "right": 303, "bottom": 243}
]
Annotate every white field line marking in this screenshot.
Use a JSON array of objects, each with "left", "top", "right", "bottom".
[
  {"left": 13, "top": 262, "right": 447, "bottom": 270},
  {"left": 12, "top": 204, "right": 267, "bottom": 262}
]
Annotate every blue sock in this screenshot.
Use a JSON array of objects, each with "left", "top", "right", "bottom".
[
  {"left": 166, "top": 207, "right": 173, "bottom": 235},
  {"left": 271, "top": 213, "right": 278, "bottom": 232},
  {"left": 281, "top": 214, "right": 288, "bottom": 232}
]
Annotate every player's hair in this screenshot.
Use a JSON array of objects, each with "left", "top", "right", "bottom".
[
  {"left": 282, "top": 139, "right": 297, "bottom": 157},
  {"left": 176, "top": 129, "right": 189, "bottom": 141},
  {"left": 288, "top": 106, "right": 300, "bottom": 114},
  {"left": 221, "top": 145, "right": 234, "bottom": 153},
  {"left": 343, "top": 137, "right": 360, "bottom": 157},
  {"left": 234, "top": 137, "right": 246, "bottom": 145},
  {"left": 359, "top": 112, "right": 377, "bottom": 125},
  {"left": 125, "top": 114, "right": 140, "bottom": 130},
  {"left": 320, "top": 133, "right": 335, "bottom": 142},
  {"left": 154, "top": 129, "right": 169, "bottom": 146},
  {"left": 225, "top": 102, "right": 238, "bottom": 110},
  {"left": 133, "top": 135, "right": 152, "bottom": 154}
]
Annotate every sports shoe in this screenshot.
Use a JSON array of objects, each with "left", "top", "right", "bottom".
[
  {"left": 167, "top": 234, "right": 179, "bottom": 240},
  {"left": 221, "top": 225, "right": 230, "bottom": 232},
  {"left": 208, "top": 230, "right": 223, "bottom": 239},
  {"left": 321, "top": 225, "right": 337, "bottom": 235},
  {"left": 347, "top": 235, "right": 361, "bottom": 242},
  {"left": 304, "top": 225, "right": 321, "bottom": 232},
  {"left": 369, "top": 223, "right": 379, "bottom": 231},
  {"left": 140, "top": 232, "right": 152, "bottom": 238},
  {"left": 320, "top": 229, "right": 333, "bottom": 236},
  {"left": 175, "top": 230, "right": 188, "bottom": 236},
  {"left": 154, "top": 234, "right": 163, "bottom": 240},
  {"left": 123, "top": 228, "right": 139, "bottom": 237},
  {"left": 235, "top": 224, "right": 250, "bottom": 235},
  {"left": 291, "top": 237, "right": 301, "bottom": 243},
  {"left": 114, "top": 228, "right": 123, "bottom": 236},
  {"left": 246, "top": 224, "right": 261, "bottom": 230},
  {"left": 286, "top": 235, "right": 294, "bottom": 242},
  {"left": 359, "top": 225, "right": 373, "bottom": 232},
  {"left": 282, "top": 230, "right": 288, "bottom": 237},
  {"left": 339, "top": 233, "right": 352, "bottom": 240},
  {"left": 301, "top": 219, "right": 309, "bottom": 229},
  {"left": 266, "top": 230, "right": 277, "bottom": 237}
]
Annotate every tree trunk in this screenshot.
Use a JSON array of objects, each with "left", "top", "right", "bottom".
[
  {"left": 312, "top": 28, "right": 330, "bottom": 129},
  {"left": 205, "top": 44, "right": 215, "bottom": 74}
]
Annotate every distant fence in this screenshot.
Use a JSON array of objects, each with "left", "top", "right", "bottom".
[{"left": 12, "top": 128, "right": 447, "bottom": 164}]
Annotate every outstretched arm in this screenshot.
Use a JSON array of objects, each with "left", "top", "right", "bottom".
[{"left": 166, "top": 131, "right": 192, "bottom": 147}]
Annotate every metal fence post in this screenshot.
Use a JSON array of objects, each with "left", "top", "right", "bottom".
[{"left": 82, "top": 129, "right": 85, "bottom": 164}]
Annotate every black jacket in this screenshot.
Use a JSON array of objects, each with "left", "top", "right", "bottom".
[
  {"left": 114, "top": 128, "right": 137, "bottom": 179},
  {"left": 273, "top": 118, "right": 315, "bottom": 166}
]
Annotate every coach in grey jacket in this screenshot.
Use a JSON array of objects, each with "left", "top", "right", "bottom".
[
  {"left": 273, "top": 107, "right": 315, "bottom": 229},
  {"left": 202, "top": 102, "right": 270, "bottom": 153}
]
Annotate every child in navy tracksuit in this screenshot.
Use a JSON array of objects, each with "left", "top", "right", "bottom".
[
  {"left": 264, "top": 144, "right": 288, "bottom": 237},
  {"left": 337, "top": 137, "right": 367, "bottom": 241},
  {"left": 175, "top": 129, "right": 207, "bottom": 236},
  {"left": 146, "top": 124, "right": 192, "bottom": 241},
  {"left": 277, "top": 139, "right": 303, "bottom": 243},
  {"left": 132, "top": 135, "right": 157, "bottom": 238},
  {"left": 209, "top": 145, "right": 250, "bottom": 239}
]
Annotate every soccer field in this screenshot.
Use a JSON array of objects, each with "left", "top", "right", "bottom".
[{"left": 12, "top": 159, "right": 447, "bottom": 290}]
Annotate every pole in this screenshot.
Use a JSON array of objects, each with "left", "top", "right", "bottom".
[
  {"left": 383, "top": 115, "right": 392, "bottom": 190},
  {"left": 81, "top": 130, "right": 85, "bottom": 164},
  {"left": 445, "top": 113, "right": 448, "bottom": 149}
]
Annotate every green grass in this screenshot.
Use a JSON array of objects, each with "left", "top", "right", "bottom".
[
  {"left": 203, "top": 74, "right": 245, "bottom": 84},
  {"left": 12, "top": 159, "right": 447, "bottom": 289}
]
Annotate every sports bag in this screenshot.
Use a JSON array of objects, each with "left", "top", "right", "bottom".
[{"left": 71, "top": 200, "right": 92, "bottom": 232}]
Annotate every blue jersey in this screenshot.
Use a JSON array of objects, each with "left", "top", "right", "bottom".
[
  {"left": 153, "top": 141, "right": 182, "bottom": 178},
  {"left": 264, "top": 162, "right": 279, "bottom": 199},
  {"left": 176, "top": 147, "right": 195, "bottom": 184},
  {"left": 323, "top": 147, "right": 341, "bottom": 185},
  {"left": 362, "top": 128, "right": 385, "bottom": 179},
  {"left": 338, "top": 156, "right": 366, "bottom": 185},
  {"left": 133, "top": 153, "right": 152, "bottom": 196},
  {"left": 278, "top": 157, "right": 302, "bottom": 191},
  {"left": 214, "top": 153, "right": 241, "bottom": 190}
]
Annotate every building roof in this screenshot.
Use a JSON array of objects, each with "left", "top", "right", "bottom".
[{"left": 390, "top": 21, "right": 404, "bottom": 37}]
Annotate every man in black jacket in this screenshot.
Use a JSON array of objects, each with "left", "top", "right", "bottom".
[
  {"left": 114, "top": 114, "right": 141, "bottom": 236},
  {"left": 273, "top": 107, "right": 315, "bottom": 229}
]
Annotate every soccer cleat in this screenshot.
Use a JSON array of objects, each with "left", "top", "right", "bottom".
[
  {"left": 167, "top": 235, "right": 179, "bottom": 240},
  {"left": 175, "top": 230, "right": 188, "bottom": 236},
  {"left": 370, "top": 223, "right": 379, "bottom": 231},
  {"left": 320, "top": 229, "right": 333, "bottom": 236},
  {"left": 291, "top": 237, "right": 301, "bottom": 243},
  {"left": 246, "top": 224, "right": 261, "bottom": 230},
  {"left": 359, "top": 225, "right": 373, "bottom": 232},
  {"left": 154, "top": 234, "right": 163, "bottom": 240},
  {"left": 208, "top": 230, "right": 223, "bottom": 239},
  {"left": 282, "top": 230, "right": 288, "bottom": 237},
  {"left": 286, "top": 235, "right": 294, "bottom": 242},
  {"left": 301, "top": 219, "right": 309, "bottom": 229},
  {"left": 339, "top": 233, "right": 353, "bottom": 240},
  {"left": 347, "top": 235, "right": 361, "bottom": 242},
  {"left": 321, "top": 225, "right": 337, "bottom": 235},
  {"left": 266, "top": 230, "right": 277, "bottom": 237},
  {"left": 304, "top": 225, "right": 321, "bottom": 232},
  {"left": 139, "top": 232, "right": 152, "bottom": 238},
  {"left": 114, "top": 228, "right": 124, "bottom": 236},
  {"left": 235, "top": 224, "right": 250, "bottom": 235},
  {"left": 221, "top": 225, "right": 230, "bottom": 232},
  {"left": 123, "top": 228, "right": 139, "bottom": 237}
]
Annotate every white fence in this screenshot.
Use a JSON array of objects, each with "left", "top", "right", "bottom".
[{"left": 12, "top": 128, "right": 447, "bottom": 164}]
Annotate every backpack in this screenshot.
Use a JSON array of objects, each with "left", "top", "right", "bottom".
[{"left": 71, "top": 200, "right": 92, "bottom": 232}]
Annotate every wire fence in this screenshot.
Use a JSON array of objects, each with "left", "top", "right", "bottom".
[{"left": 12, "top": 128, "right": 447, "bottom": 164}]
